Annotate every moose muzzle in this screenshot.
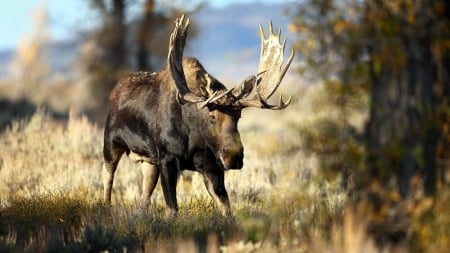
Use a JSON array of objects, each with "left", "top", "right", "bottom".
[{"left": 218, "top": 144, "right": 244, "bottom": 170}]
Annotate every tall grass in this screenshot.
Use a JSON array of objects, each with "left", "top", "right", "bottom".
[{"left": 0, "top": 85, "right": 447, "bottom": 252}]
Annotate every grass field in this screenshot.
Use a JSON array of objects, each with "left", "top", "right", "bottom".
[{"left": 0, "top": 84, "right": 447, "bottom": 252}]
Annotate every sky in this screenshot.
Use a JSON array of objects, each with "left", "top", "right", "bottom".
[{"left": 0, "top": 0, "right": 287, "bottom": 51}]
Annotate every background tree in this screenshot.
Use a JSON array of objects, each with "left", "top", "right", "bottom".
[
  {"left": 0, "top": 6, "right": 51, "bottom": 130},
  {"left": 78, "top": 0, "right": 128, "bottom": 121},
  {"left": 136, "top": 0, "right": 155, "bottom": 70},
  {"left": 364, "top": 0, "right": 449, "bottom": 197},
  {"left": 78, "top": 0, "right": 200, "bottom": 121},
  {"left": 291, "top": 0, "right": 449, "bottom": 199},
  {"left": 10, "top": 6, "right": 50, "bottom": 100}
]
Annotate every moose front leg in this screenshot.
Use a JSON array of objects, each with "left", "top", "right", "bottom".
[
  {"left": 160, "top": 158, "right": 179, "bottom": 215},
  {"left": 102, "top": 161, "right": 117, "bottom": 205},
  {"left": 203, "top": 170, "right": 231, "bottom": 216},
  {"left": 141, "top": 162, "right": 159, "bottom": 209},
  {"left": 102, "top": 147, "right": 124, "bottom": 205}
]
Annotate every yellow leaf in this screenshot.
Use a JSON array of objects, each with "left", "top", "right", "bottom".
[{"left": 334, "top": 20, "right": 348, "bottom": 34}]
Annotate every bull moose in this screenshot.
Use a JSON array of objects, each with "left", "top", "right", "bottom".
[{"left": 102, "top": 15, "right": 294, "bottom": 216}]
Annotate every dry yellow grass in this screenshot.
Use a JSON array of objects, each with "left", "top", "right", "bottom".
[{"left": 0, "top": 83, "right": 430, "bottom": 252}]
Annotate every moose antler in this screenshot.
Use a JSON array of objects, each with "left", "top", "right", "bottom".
[
  {"left": 168, "top": 15, "right": 294, "bottom": 110},
  {"left": 168, "top": 15, "right": 205, "bottom": 104},
  {"left": 233, "top": 21, "right": 295, "bottom": 110}
]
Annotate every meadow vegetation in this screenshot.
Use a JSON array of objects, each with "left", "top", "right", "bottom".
[
  {"left": 1, "top": 83, "right": 448, "bottom": 252},
  {"left": 1, "top": 1, "right": 449, "bottom": 252}
]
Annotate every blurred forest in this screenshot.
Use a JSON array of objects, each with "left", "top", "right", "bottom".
[
  {"left": 0, "top": 0, "right": 200, "bottom": 125},
  {"left": 290, "top": 0, "right": 450, "bottom": 248},
  {"left": 0, "top": 0, "right": 449, "bottom": 252},
  {"left": 291, "top": 0, "right": 449, "bottom": 200}
]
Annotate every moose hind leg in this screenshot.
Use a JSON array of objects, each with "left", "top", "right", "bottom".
[
  {"left": 141, "top": 162, "right": 159, "bottom": 208},
  {"left": 203, "top": 171, "right": 231, "bottom": 216}
]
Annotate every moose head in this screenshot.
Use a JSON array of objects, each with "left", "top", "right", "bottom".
[{"left": 167, "top": 15, "right": 295, "bottom": 171}]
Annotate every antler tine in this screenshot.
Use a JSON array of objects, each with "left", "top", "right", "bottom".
[
  {"left": 276, "top": 94, "right": 292, "bottom": 109},
  {"left": 269, "top": 19, "right": 274, "bottom": 37},
  {"left": 168, "top": 14, "right": 204, "bottom": 104},
  {"left": 259, "top": 23, "right": 266, "bottom": 40},
  {"left": 282, "top": 48, "right": 295, "bottom": 79}
]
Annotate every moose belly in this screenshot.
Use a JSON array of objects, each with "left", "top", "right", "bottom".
[{"left": 128, "top": 151, "right": 157, "bottom": 164}]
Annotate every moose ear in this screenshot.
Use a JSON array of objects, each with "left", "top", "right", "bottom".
[
  {"left": 232, "top": 76, "right": 256, "bottom": 99},
  {"left": 232, "top": 70, "right": 265, "bottom": 99}
]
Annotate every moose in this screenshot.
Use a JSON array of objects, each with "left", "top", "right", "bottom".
[{"left": 102, "top": 15, "right": 294, "bottom": 216}]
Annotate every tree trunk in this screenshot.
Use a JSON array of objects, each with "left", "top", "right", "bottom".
[
  {"left": 87, "top": 0, "right": 127, "bottom": 121},
  {"left": 365, "top": 9, "right": 443, "bottom": 198},
  {"left": 110, "top": 0, "right": 127, "bottom": 71},
  {"left": 136, "top": 0, "right": 154, "bottom": 70}
]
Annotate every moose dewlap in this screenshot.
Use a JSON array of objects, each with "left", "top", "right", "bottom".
[{"left": 102, "top": 15, "right": 295, "bottom": 216}]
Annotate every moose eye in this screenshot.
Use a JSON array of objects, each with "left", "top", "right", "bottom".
[{"left": 209, "top": 114, "right": 217, "bottom": 122}]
